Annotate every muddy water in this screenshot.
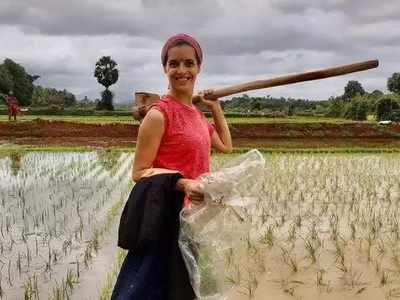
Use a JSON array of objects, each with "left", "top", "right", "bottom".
[
  {"left": 0, "top": 151, "right": 132, "bottom": 300},
  {"left": 71, "top": 222, "right": 120, "bottom": 300}
]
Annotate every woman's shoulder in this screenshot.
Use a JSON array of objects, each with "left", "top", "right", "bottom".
[
  {"left": 147, "top": 96, "right": 172, "bottom": 129},
  {"left": 149, "top": 96, "right": 173, "bottom": 112}
]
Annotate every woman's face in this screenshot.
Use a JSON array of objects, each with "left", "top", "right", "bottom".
[{"left": 164, "top": 44, "right": 200, "bottom": 95}]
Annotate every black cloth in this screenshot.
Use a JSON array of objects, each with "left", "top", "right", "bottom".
[{"left": 113, "top": 173, "right": 196, "bottom": 300}]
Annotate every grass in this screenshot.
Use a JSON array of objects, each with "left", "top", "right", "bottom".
[
  {"left": 0, "top": 114, "right": 373, "bottom": 124},
  {"left": 0, "top": 115, "right": 140, "bottom": 124},
  {"left": 0, "top": 145, "right": 133, "bottom": 157},
  {"left": 2, "top": 146, "right": 400, "bottom": 160}
]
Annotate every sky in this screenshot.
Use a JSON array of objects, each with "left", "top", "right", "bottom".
[{"left": 0, "top": 0, "right": 399, "bottom": 103}]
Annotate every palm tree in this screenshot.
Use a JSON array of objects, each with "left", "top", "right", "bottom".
[{"left": 94, "top": 56, "right": 119, "bottom": 110}]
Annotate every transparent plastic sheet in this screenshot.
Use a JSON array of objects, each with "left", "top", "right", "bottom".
[{"left": 179, "top": 149, "right": 266, "bottom": 300}]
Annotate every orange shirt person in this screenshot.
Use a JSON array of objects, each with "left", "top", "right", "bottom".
[
  {"left": 6, "top": 91, "right": 20, "bottom": 121},
  {"left": 112, "top": 33, "right": 233, "bottom": 299}
]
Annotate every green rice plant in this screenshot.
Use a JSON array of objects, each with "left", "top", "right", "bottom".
[
  {"left": 294, "top": 214, "right": 302, "bottom": 228},
  {"left": 377, "top": 239, "right": 386, "bottom": 257},
  {"left": 17, "top": 252, "right": 21, "bottom": 277},
  {"left": 391, "top": 217, "right": 400, "bottom": 241},
  {"left": 280, "top": 247, "right": 298, "bottom": 273},
  {"left": 334, "top": 239, "right": 346, "bottom": 272},
  {"left": 329, "top": 214, "right": 339, "bottom": 241},
  {"left": 287, "top": 224, "right": 296, "bottom": 242},
  {"left": 316, "top": 268, "right": 332, "bottom": 293},
  {"left": 387, "top": 287, "right": 400, "bottom": 299},
  {"left": 259, "top": 226, "right": 274, "bottom": 247},
  {"left": 304, "top": 239, "right": 318, "bottom": 264},
  {"left": 278, "top": 278, "right": 296, "bottom": 297},
  {"left": 224, "top": 247, "right": 234, "bottom": 267},
  {"left": 245, "top": 235, "right": 258, "bottom": 256},
  {"left": 0, "top": 269, "right": 3, "bottom": 299},
  {"left": 391, "top": 251, "right": 400, "bottom": 275},
  {"left": 374, "top": 258, "right": 382, "bottom": 274},
  {"left": 50, "top": 270, "right": 78, "bottom": 300},
  {"left": 380, "top": 270, "right": 389, "bottom": 286},
  {"left": 225, "top": 265, "right": 241, "bottom": 285},
  {"left": 253, "top": 251, "right": 266, "bottom": 275},
  {"left": 339, "top": 266, "right": 365, "bottom": 290},
  {"left": 23, "top": 274, "right": 39, "bottom": 300},
  {"left": 65, "top": 269, "right": 78, "bottom": 291},
  {"left": 26, "top": 244, "right": 31, "bottom": 270},
  {"left": 7, "top": 260, "right": 12, "bottom": 287},
  {"left": 309, "top": 221, "right": 319, "bottom": 241},
  {"left": 237, "top": 270, "right": 258, "bottom": 300},
  {"left": 350, "top": 221, "right": 356, "bottom": 241},
  {"left": 99, "top": 249, "right": 127, "bottom": 300}
]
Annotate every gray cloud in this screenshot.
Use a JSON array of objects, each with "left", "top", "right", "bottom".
[{"left": 0, "top": 0, "right": 398, "bottom": 102}]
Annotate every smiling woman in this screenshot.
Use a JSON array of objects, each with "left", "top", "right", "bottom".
[{"left": 111, "top": 34, "right": 232, "bottom": 300}]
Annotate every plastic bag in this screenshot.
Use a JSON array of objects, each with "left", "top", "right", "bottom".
[{"left": 179, "top": 149, "right": 266, "bottom": 300}]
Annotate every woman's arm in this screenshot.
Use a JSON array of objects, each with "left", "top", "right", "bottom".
[
  {"left": 199, "top": 90, "right": 233, "bottom": 153},
  {"left": 209, "top": 102, "right": 233, "bottom": 153},
  {"left": 132, "top": 108, "right": 179, "bottom": 182}
]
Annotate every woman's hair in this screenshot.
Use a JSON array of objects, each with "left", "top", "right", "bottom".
[{"left": 161, "top": 33, "right": 203, "bottom": 67}]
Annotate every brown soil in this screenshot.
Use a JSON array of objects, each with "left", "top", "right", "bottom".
[{"left": 0, "top": 119, "right": 399, "bottom": 148}]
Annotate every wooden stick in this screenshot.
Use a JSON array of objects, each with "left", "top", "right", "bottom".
[
  {"left": 198, "top": 59, "right": 379, "bottom": 101},
  {"left": 133, "top": 59, "right": 379, "bottom": 120}
]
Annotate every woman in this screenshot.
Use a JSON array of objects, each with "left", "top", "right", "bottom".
[
  {"left": 133, "top": 33, "right": 232, "bottom": 199},
  {"left": 112, "top": 33, "right": 232, "bottom": 299}
]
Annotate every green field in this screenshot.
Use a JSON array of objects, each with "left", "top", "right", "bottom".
[
  {"left": 0, "top": 115, "right": 140, "bottom": 124},
  {"left": 0, "top": 114, "right": 374, "bottom": 124}
]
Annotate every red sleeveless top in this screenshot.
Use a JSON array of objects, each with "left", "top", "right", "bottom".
[{"left": 150, "top": 95, "right": 215, "bottom": 179}]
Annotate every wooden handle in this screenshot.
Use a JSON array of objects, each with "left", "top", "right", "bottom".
[
  {"left": 195, "top": 59, "right": 379, "bottom": 101},
  {"left": 134, "top": 59, "right": 379, "bottom": 120}
]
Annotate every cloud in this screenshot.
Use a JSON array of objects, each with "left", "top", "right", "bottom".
[{"left": 0, "top": 0, "right": 398, "bottom": 102}]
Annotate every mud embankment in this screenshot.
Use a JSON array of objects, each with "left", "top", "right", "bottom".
[{"left": 0, "top": 120, "right": 400, "bottom": 148}]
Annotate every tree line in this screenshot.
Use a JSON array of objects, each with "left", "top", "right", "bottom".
[
  {"left": 1, "top": 56, "right": 400, "bottom": 121},
  {"left": 325, "top": 78, "right": 400, "bottom": 121},
  {"left": 0, "top": 56, "right": 119, "bottom": 110},
  {"left": 223, "top": 75, "right": 400, "bottom": 121}
]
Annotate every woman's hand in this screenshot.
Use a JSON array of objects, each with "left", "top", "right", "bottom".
[
  {"left": 176, "top": 178, "right": 204, "bottom": 204},
  {"left": 198, "top": 89, "right": 219, "bottom": 109}
]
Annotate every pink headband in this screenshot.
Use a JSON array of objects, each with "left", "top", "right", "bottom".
[{"left": 161, "top": 33, "right": 203, "bottom": 67}]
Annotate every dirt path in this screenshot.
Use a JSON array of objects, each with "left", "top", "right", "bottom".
[{"left": 0, "top": 119, "right": 399, "bottom": 148}]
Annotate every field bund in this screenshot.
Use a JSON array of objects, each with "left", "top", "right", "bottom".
[{"left": 1, "top": 119, "right": 400, "bottom": 150}]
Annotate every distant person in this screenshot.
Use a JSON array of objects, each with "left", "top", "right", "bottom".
[{"left": 6, "top": 91, "right": 20, "bottom": 121}]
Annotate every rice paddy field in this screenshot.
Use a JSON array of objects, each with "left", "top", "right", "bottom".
[
  {"left": 0, "top": 114, "right": 367, "bottom": 124},
  {"left": 1, "top": 150, "right": 400, "bottom": 299},
  {"left": 0, "top": 150, "right": 133, "bottom": 299}
]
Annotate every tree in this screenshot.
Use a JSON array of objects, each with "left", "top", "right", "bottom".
[
  {"left": 287, "top": 104, "right": 295, "bottom": 116},
  {"left": 376, "top": 97, "right": 400, "bottom": 121},
  {"left": 2, "top": 59, "right": 35, "bottom": 106},
  {"left": 343, "top": 80, "right": 365, "bottom": 100},
  {"left": 388, "top": 73, "right": 400, "bottom": 94},
  {"left": 62, "top": 89, "right": 76, "bottom": 107},
  {"left": 326, "top": 97, "right": 344, "bottom": 117},
  {"left": 370, "top": 89, "right": 384, "bottom": 99},
  {"left": 0, "top": 64, "right": 14, "bottom": 97},
  {"left": 344, "top": 97, "right": 368, "bottom": 121},
  {"left": 94, "top": 56, "right": 119, "bottom": 110},
  {"left": 31, "top": 86, "right": 77, "bottom": 107}
]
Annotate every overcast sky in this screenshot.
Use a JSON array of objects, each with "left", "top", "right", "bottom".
[{"left": 1, "top": 0, "right": 399, "bottom": 103}]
